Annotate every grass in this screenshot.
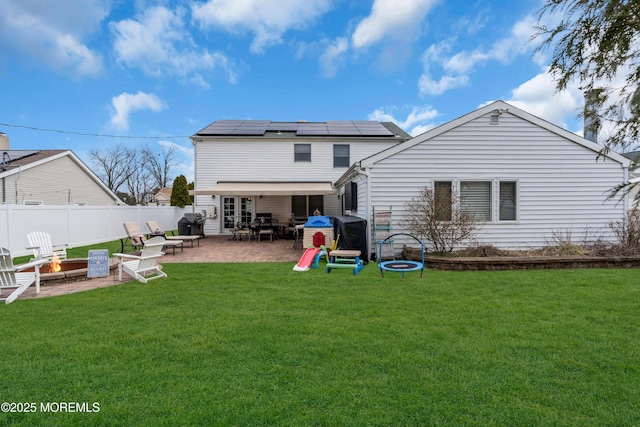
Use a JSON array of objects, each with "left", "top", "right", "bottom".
[
  {"left": 1, "top": 262, "right": 639, "bottom": 426},
  {"left": 12, "top": 239, "right": 129, "bottom": 266}
]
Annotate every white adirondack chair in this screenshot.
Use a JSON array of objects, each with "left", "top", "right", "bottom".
[
  {"left": 26, "top": 231, "right": 67, "bottom": 261},
  {"left": 113, "top": 236, "right": 168, "bottom": 283},
  {"left": 0, "top": 247, "right": 47, "bottom": 304}
]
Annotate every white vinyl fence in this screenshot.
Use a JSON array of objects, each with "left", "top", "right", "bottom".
[{"left": 0, "top": 204, "right": 193, "bottom": 257}]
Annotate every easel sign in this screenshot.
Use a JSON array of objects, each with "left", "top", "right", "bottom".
[{"left": 87, "top": 249, "right": 110, "bottom": 278}]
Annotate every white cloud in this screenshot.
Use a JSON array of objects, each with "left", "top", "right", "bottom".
[
  {"left": 419, "top": 73, "right": 469, "bottom": 96},
  {"left": 419, "top": 13, "right": 537, "bottom": 96},
  {"left": 111, "top": 6, "right": 236, "bottom": 86},
  {"left": 369, "top": 105, "right": 439, "bottom": 136},
  {"left": 110, "top": 92, "right": 167, "bottom": 131},
  {"left": 351, "top": 0, "right": 439, "bottom": 71},
  {"left": 0, "top": 0, "right": 105, "bottom": 77},
  {"left": 351, "top": 0, "right": 439, "bottom": 49},
  {"left": 418, "top": 41, "right": 469, "bottom": 95},
  {"left": 500, "top": 69, "right": 582, "bottom": 134},
  {"left": 192, "top": 0, "right": 332, "bottom": 54},
  {"left": 319, "top": 37, "right": 349, "bottom": 78}
]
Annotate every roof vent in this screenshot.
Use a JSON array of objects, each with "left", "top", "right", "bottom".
[{"left": 490, "top": 114, "right": 499, "bottom": 125}]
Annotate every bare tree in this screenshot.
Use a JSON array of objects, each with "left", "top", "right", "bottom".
[
  {"left": 400, "top": 187, "right": 478, "bottom": 254},
  {"left": 90, "top": 145, "right": 135, "bottom": 193},
  {"left": 141, "top": 144, "right": 179, "bottom": 190},
  {"left": 124, "top": 157, "right": 155, "bottom": 205}
]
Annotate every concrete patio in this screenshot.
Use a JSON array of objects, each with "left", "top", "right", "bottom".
[{"left": 14, "top": 235, "right": 307, "bottom": 301}]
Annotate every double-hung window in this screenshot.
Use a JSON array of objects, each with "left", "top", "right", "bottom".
[
  {"left": 460, "top": 181, "right": 492, "bottom": 222},
  {"left": 434, "top": 181, "right": 453, "bottom": 221},
  {"left": 333, "top": 144, "right": 350, "bottom": 167},
  {"left": 499, "top": 181, "right": 517, "bottom": 221},
  {"left": 435, "top": 180, "right": 517, "bottom": 222},
  {"left": 294, "top": 144, "right": 311, "bottom": 162}
]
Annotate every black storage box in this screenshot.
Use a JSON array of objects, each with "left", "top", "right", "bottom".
[{"left": 331, "top": 215, "right": 368, "bottom": 263}]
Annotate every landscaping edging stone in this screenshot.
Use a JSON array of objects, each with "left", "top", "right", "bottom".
[{"left": 402, "top": 247, "right": 640, "bottom": 271}]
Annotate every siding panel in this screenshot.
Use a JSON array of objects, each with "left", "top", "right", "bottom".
[{"left": 364, "top": 112, "right": 626, "bottom": 251}]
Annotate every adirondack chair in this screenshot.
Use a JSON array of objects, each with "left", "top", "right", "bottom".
[
  {"left": 113, "top": 236, "right": 168, "bottom": 283},
  {"left": 0, "top": 247, "right": 47, "bottom": 304},
  {"left": 122, "top": 222, "right": 183, "bottom": 254},
  {"left": 26, "top": 231, "right": 67, "bottom": 261}
]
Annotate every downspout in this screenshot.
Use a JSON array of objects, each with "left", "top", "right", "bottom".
[
  {"left": 1, "top": 151, "right": 8, "bottom": 203},
  {"left": 15, "top": 166, "right": 22, "bottom": 204},
  {"left": 355, "top": 163, "right": 372, "bottom": 260},
  {"left": 624, "top": 166, "right": 629, "bottom": 213}
]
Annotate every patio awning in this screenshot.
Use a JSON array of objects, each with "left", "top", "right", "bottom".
[{"left": 189, "top": 182, "right": 336, "bottom": 196}]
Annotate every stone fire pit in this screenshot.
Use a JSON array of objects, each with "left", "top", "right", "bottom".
[{"left": 24, "top": 258, "right": 119, "bottom": 286}]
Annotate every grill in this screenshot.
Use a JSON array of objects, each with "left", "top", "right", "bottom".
[{"left": 178, "top": 213, "right": 205, "bottom": 237}]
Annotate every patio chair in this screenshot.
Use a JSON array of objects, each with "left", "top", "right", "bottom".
[
  {"left": 113, "top": 236, "right": 168, "bottom": 283},
  {"left": 146, "top": 220, "right": 201, "bottom": 247},
  {"left": 26, "top": 231, "right": 67, "bottom": 261},
  {"left": 122, "top": 222, "right": 183, "bottom": 254},
  {"left": 236, "top": 222, "right": 252, "bottom": 241},
  {"left": 0, "top": 247, "right": 47, "bottom": 304}
]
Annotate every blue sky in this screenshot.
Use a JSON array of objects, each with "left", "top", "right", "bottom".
[{"left": 0, "top": 0, "right": 587, "bottom": 182}]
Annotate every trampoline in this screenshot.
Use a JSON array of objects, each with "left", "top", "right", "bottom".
[{"left": 377, "top": 233, "right": 425, "bottom": 281}]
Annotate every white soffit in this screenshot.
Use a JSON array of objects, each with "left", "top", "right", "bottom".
[{"left": 190, "top": 182, "right": 336, "bottom": 196}]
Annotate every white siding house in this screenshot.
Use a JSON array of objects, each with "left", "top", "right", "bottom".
[
  {"left": 335, "top": 101, "right": 630, "bottom": 255},
  {"left": 189, "top": 120, "right": 410, "bottom": 236},
  {"left": 1, "top": 149, "right": 121, "bottom": 205}
]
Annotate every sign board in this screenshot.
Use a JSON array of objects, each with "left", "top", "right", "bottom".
[{"left": 87, "top": 249, "right": 110, "bottom": 278}]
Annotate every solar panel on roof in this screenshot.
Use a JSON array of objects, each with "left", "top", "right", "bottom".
[
  {"left": 297, "top": 129, "right": 329, "bottom": 135},
  {"left": 197, "top": 119, "right": 398, "bottom": 137},
  {"left": 232, "top": 128, "right": 266, "bottom": 135},
  {"left": 267, "top": 123, "right": 299, "bottom": 131}
]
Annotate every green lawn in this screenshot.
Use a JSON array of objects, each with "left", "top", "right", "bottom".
[{"left": 1, "top": 263, "right": 639, "bottom": 426}]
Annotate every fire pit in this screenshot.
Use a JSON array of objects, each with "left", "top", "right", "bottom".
[{"left": 24, "top": 257, "right": 119, "bottom": 286}]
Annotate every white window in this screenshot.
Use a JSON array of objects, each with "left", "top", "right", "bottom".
[
  {"left": 460, "top": 181, "right": 492, "bottom": 222},
  {"left": 333, "top": 144, "right": 350, "bottom": 167},
  {"left": 294, "top": 144, "right": 311, "bottom": 162},
  {"left": 499, "top": 181, "right": 517, "bottom": 221},
  {"left": 434, "top": 181, "right": 452, "bottom": 221}
]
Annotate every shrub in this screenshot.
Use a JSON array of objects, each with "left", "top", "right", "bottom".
[{"left": 400, "top": 187, "right": 478, "bottom": 254}]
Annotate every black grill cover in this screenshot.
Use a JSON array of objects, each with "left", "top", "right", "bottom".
[
  {"left": 178, "top": 213, "right": 204, "bottom": 236},
  {"left": 332, "top": 215, "right": 368, "bottom": 263}
]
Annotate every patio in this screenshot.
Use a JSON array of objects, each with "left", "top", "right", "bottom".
[{"left": 16, "top": 235, "right": 307, "bottom": 301}]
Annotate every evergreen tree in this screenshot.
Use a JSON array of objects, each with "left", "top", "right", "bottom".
[{"left": 170, "top": 175, "right": 191, "bottom": 208}]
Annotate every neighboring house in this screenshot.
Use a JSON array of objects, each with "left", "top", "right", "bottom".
[
  {"left": 0, "top": 147, "right": 122, "bottom": 205},
  {"left": 334, "top": 101, "right": 631, "bottom": 253},
  {"left": 622, "top": 151, "right": 640, "bottom": 209},
  {"left": 154, "top": 187, "right": 172, "bottom": 206},
  {"left": 190, "top": 120, "right": 411, "bottom": 235}
]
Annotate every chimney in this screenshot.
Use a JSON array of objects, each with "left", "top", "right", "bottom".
[
  {"left": 0, "top": 132, "right": 8, "bottom": 150},
  {"left": 584, "top": 90, "right": 599, "bottom": 143}
]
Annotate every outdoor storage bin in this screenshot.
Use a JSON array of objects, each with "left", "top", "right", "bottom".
[
  {"left": 303, "top": 216, "right": 334, "bottom": 248},
  {"left": 332, "top": 215, "right": 368, "bottom": 263}
]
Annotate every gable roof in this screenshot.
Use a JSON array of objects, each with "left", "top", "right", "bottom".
[
  {"left": 0, "top": 149, "right": 122, "bottom": 203},
  {"left": 155, "top": 187, "right": 172, "bottom": 200},
  {"left": 192, "top": 120, "right": 411, "bottom": 141},
  {"left": 359, "top": 100, "right": 630, "bottom": 169}
]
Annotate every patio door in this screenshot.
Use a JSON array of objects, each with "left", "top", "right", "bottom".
[{"left": 223, "top": 196, "right": 254, "bottom": 230}]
